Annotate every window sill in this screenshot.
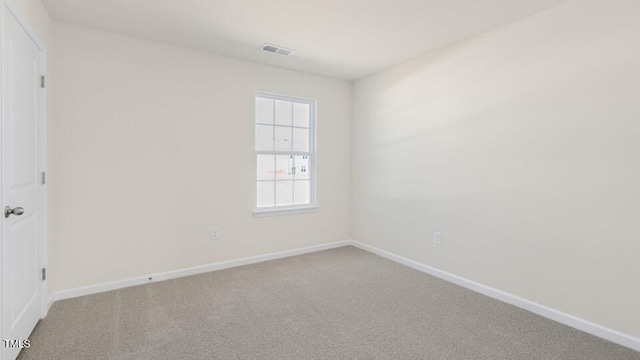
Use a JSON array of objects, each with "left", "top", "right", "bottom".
[{"left": 253, "top": 206, "right": 318, "bottom": 218}]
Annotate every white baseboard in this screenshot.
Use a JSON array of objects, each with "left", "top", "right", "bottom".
[
  {"left": 45, "top": 294, "right": 55, "bottom": 315},
  {"left": 49, "top": 240, "right": 351, "bottom": 304},
  {"left": 349, "top": 240, "right": 640, "bottom": 353},
  {"left": 45, "top": 238, "right": 639, "bottom": 353}
]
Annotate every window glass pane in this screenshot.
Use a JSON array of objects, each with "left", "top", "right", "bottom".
[
  {"left": 294, "top": 180, "right": 310, "bottom": 205},
  {"left": 292, "top": 102, "right": 310, "bottom": 128},
  {"left": 274, "top": 126, "right": 292, "bottom": 152},
  {"left": 275, "top": 100, "right": 292, "bottom": 126},
  {"left": 255, "top": 124, "right": 274, "bottom": 151},
  {"left": 292, "top": 127, "right": 309, "bottom": 152},
  {"left": 257, "top": 155, "right": 275, "bottom": 180},
  {"left": 275, "top": 155, "right": 294, "bottom": 180},
  {"left": 276, "top": 181, "right": 293, "bottom": 206},
  {"left": 255, "top": 97, "right": 274, "bottom": 124},
  {"left": 257, "top": 181, "right": 275, "bottom": 207},
  {"left": 294, "top": 155, "right": 310, "bottom": 180},
  {"left": 255, "top": 94, "right": 315, "bottom": 211}
]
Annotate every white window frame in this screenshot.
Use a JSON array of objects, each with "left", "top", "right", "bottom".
[{"left": 253, "top": 92, "right": 318, "bottom": 217}]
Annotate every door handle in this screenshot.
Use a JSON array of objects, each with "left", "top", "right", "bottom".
[{"left": 4, "top": 206, "right": 24, "bottom": 218}]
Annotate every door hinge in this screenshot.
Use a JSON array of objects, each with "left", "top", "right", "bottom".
[
  {"left": 41, "top": 171, "right": 47, "bottom": 185},
  {"left": 41, "top": 75, "right": 45, "bottom": 88},
  {"left": 42, "top": 268, "right": 47, "bottom": 281}
]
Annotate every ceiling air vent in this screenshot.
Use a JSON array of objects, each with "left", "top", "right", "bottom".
[{"left": 260, "top": 44, "right": 295, "bottom": 56}]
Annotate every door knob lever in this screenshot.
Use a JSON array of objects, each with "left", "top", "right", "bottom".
[{"left": 4, "top": 206, "right": 24, "bottom": 218}]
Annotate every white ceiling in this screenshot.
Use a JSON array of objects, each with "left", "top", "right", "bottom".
[{"left": 42, "top": 0, "right": 570, "bottom": 80}]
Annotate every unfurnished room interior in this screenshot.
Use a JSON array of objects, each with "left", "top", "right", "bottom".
[{"left": 0, "top": 0, "right": 639, "bottom": 359}]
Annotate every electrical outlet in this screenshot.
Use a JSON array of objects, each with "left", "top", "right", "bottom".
[
  {"left": 211, "top": 228, "right": 220, "bottom": 240},
  {"left": 433, "top": 231, "right": 442, "bottom": 245}
]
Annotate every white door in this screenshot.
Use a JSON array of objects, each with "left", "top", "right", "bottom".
[{"left": 1, "top": 3, "right": 45, "bottom": 360}]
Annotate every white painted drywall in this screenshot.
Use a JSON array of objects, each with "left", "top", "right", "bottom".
[
  {"left": 352, "top": 0, "right": 640, "bottom": 338},
  {"left": 41, "top": 0, "right": 570, "bottom": 80},
  {"left": 51, "top": 23, "right": 351, "bottom": 293},
  {"left": 10, "top": 0, "right": 51, "bottom": 42}
]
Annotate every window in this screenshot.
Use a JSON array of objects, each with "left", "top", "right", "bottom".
[{"left": 254, "top": 92, "right": 316, "bottom": 216}]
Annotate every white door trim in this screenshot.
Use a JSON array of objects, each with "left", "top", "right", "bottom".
[{"left": 0, "top": 0, "right": 48, "bottom": 349}]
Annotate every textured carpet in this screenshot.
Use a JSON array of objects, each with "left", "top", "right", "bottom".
[{"left": 19, "top": 246, "right": 639, "bottom": 359}]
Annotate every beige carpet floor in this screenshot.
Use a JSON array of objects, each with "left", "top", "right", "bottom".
[{"left": 19, "top": 246, "right": 640, "bottom": 359}]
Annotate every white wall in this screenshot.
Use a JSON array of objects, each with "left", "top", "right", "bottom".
[
  {"left": 9, "top": 0, "right": 50, "bottom": 43},
  {"left": 51, "top": 23, "right": 351, "bottom": 293},
  {"left": 352, "top": 0, "right": 640, "bottom": 339}
]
